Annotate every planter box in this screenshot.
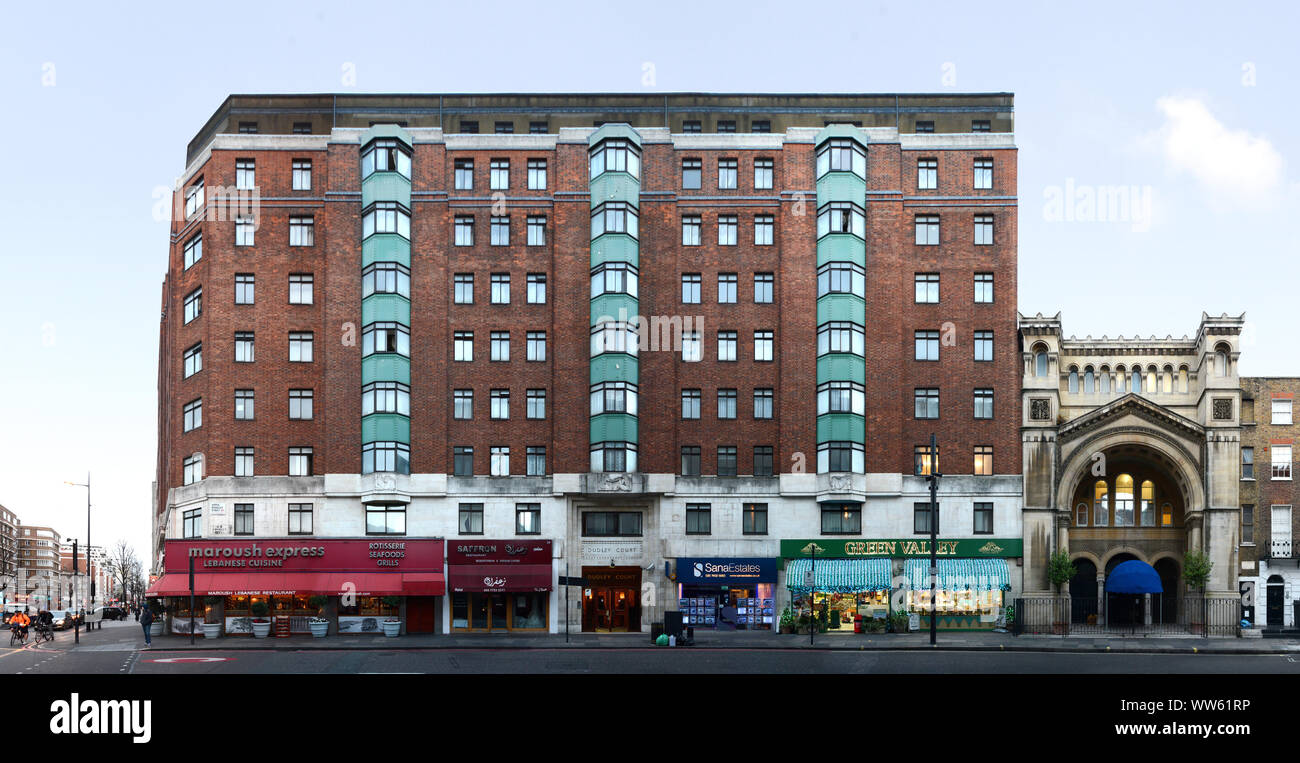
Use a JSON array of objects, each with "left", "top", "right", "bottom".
[
  {"left": 252, "top": 620, "right": 271, "bottom": 638},
  {"left": 149, "top": 621, "right": 163, "bottom": 637},
  {"left": 309, "top": 621, "right": 329, "bottom": 638},
  {"left": 382, "top": 620, "right": 401, "bottom": 638},
  {"left": 201, "top": 623, "right": 221, "bottom": 639}
]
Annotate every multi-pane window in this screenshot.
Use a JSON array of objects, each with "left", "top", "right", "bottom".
[
  {"left": 914, "top": 503, "right": 939, "bottom": 534},
  {"left": 816, "top": 138, "right": 866, "bottom": 178},
  {"left": 717, "top": 447, "right": 738, "bottom": 477},
  {"left": 361, "top": 323, "right": 408, "bottom": 357},
  {"left": 234, "top": 389, "right": 255, "bottom": 420},
  {"left": 526, "top": 389, "right": 546, "bottom": 419},
  {"left": 1273, "top": 399, "right": 1294, "bottom": 425},
  {"left": 234, "top": 447, "right": 254, "bottom": 477},
  {"left": 293, "top": 122, "right": 311, "bottom": 134},
  {"left": 590, "top": 202, "right": 638, "bottom": 239},
  {"left": 817, "top": 202, "right": 865, "bottom": 238},
  {"left": 490, "top": 447, "right": 510, "bottom": 477},
  {"left": 183, "top": 456, "right": 202, "bottom": 487},
  {"left": 516, "top": 504, "right": 541, "bottom": 534},
  {"left": 681, "top": 447, "right": 701, "bottom": 477},
  {"left": 362, "top": 441, "right": 410, "bottom": 475},
  {"left": 753, "top": 448, "right": 775, "bottom": 478},
  {"left": 818, "top": 262, "right": 865, "bottom": 297},
  {"left": 289, "top": 274, "right": 314, "bottom": 304},
  {"left": 235, "top": 217, "right": 255, "bottom": 246},
  {"left": 292, "top": 159, "right": 311, "bottom": 191},
  {"left": 589, "top": 139, "right": 640, "bottom": 179},
  {"left": 754, "top": 215, "right": 774, "bottom": 246},
  {"left": 754, "top": 388, "right": 774, "bottom": 419},
  {"left": 974, "top": 388, "right": 994, "bottom": 419},
  {"left": 1274, "top": 445, "right": 1293, "bottom": 480},
  {"left": 527, "top": 159, "right": 547, "bottom": 190},
  {"left": 490, "top": 273, "right": 511, "bottom": 304},
  {"left": 495, "top": 121, "right": 514, "bottom": 134},
  {"left": 752, "top": 120, "right": 771, "bottom": 133},
  {"left": 526, "top": 331, "right": 547, "bottom": 362},
  {"left": 915, "top": 121, "right": 934, "bottom": 133},
  {"left": 490, "top": 389, "right": 510, "bottom": 419},
  {"left": 289, "top": 504, "right": 313, "bottom": 535},
  {"left": 366, "top": 504, "right": 407, "bottom": 535},
  {"left": 974, "top": 273, "right": 994, "bottom": 303},
  {"left": 717, "top": 120, "right": 737, "bottom": 133},
  {"left": 718, "top": 273, "right": 738, "bottom": 303},
  {"left": 971, "top": 120, "right": 991, "bottom": 132},
  {"left": 453, "top": 331, "right": 473, "bottom": 361},
  {"left": 452, "top": 389, "right": 473, "bottom": 420},
  {"left": 1241, "top": 504, "right": 1253, "bottom": 544},
  {"left": 917, "top": 158, "right": 937, "bottom": 189},
  {"left": 527, "top": 215, "right": 546, "bottom": 246},
  {"left": 234, "top": 273, "right": 255, "bottom": 305},
  {"left": 1242, "top": 447, "right": 1255, "bottom": 480},
  {"left": 581, "top": 510, "right": 642, "bottom": 536},
  {"left": 682, "top": 120, "right": 702, "bottom": 133},
  {"left": 182, "top": 507, "right": 201, "bottom": 536},
  {"left": 184, "top": 288, "right": 202, "bottom": 323},
  {"left": 974, "top": 158, "right": 993, "bottom": 189},
  {"left": 681, "top": 273, "right": 701, "bottom": 303},
  {"left": 183, "top": 343, "right": 202, "bottom": 378},
  {"left": 974, "top": 330, "right": 994, "bottom": 361},
  {"left": 822, "top": 505, "right": 863, "bottom": 534},
  {"left": 681, "top": 389, "right": 701, "bottom": 419},
  {"left": 454, "top": 159, "right": 474, "bottom": 190},
  {"left": 453, "top": 273, "right": 474, "bottom": 304},
  {"left": 362, "top": 381, "right": 410, "bottom": 416},
  {"left": 818, "top": 322, "right": 865, "bottom": 356},
  {"left": 914, "top": 444, "right": 939, "bottom": 476},
  {"left": 974, "top": 446, "right": 994, "bottom": 476},
  {"left": 527, "top": 273, "right": 547, "bottom": 304},
  {"left": 184, "top": 179, "right": 204, "bottom": 218},
  {"left": 718, "top": 331, "right": 738, "bottom": 362},
  {"left": 717, "top": 158, "right": 738, "bottom": 189},
  {"left": 525, "top": 447, "right": 546, "bottom": 477},
  {"left": 754, "top": 158, "right": 773, "bottom": 189},
  {"left": 361, "top": 138, "right": 411, "bottom": 179},
  {"left": 183, "top": 399, "right": 202, "bottom": 432},
  {"left": 454, "top": 215, "right": 474, "bottom": 246},
  {"left": 743, "top": 503, "right": 769, "bottom": 533},
  {"left": 681, "top": 331, "right": 702, "bottom": 362},
  {"left": 234, "top": 504, "right": 254, "bottom": 536},
  {"left": 289, "top": 332, "right": 314, "bottom": 362},
  {"left": 490, "top": 331, "right": 510, "bottom": 361},
  {"left": 914, "top": 388, "right": 939, "bottom": 419},
  {"left": 754, "top": 273, "right": 774, "bottom": 303},
  {"left": 681, "top": 158, "right": 702, "bottom": 189},
  {"left": 490, "top": 158, "right": 509, "bottom": 190},
  {"left": 818, "top": 381, "right": 865, "bottom": 415},
  {"left": 362, "top": 202, "right": 411, "bottom": 239},
  {"left": 590, "top": 381, "right": 639, "bottom": 415},
  {"left": 362, "top": 262, "right": 409, "bottom": 298},
  {"left": 235, "top": 159, "right": 255, "bottom": 191},
  {"left": 289, "top": 389, "right": 313, "bottom": 420},
  {"left": 974, "top": 214, "right": 994, "bottom": 246},
  {"left": 754, "top": 330, "right": 774, "bottom": 362},
  {"left": 915, "top": 273, "right": 939, "bottom": 303},
  {"left": 915, "top": 330, "right": 939, "bottom": 361},
  {"left": 681, "top": 215, "right": 701, "bottom": 246},
  {"left": 183, "top": 233, "right": 202, "bottom": 270},
  {"left": 235, "top": 332, "right": 254, "bottom": 363},
  {"left": 915, "top": 214, "right": 940, "bottom": 245},
  {"left": 453, "top": 446, "right": 474, "bottom": 477},
  {"left": 530, "top": 121, "right": 548, "bottom": 134},
  {"left": 686, "top": 504, "right": 712, "bottom": 535},
  {"left": 289, "top": 216, "right": 314, "bottom": 246},
  {"left": 288, "top": 447, "right": 313, "bottom": 477},
  {"left": 490, "top": 216, "right": 510, "bottom": 246},
  {"left": 717, "top": 388, "right": 738, "bottom": 419},
  {"left": 590, "top": 262, "right": 639, "bottom": 297}
]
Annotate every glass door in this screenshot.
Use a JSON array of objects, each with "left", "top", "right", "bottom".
[{"left": 490, "top": 594, "right": 508, "bottom": 630}]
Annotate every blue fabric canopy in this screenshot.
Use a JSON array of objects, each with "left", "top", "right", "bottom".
[
  {"left": 786, "top": 558, "right": 890, "bottom": 593},
  {"left": 1107, "top": 560, "right": 1163, "bottom": 594}
]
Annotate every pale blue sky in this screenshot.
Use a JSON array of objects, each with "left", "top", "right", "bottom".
[{"left": 1, "top": 0, "right": 1295, "bottom": 563}]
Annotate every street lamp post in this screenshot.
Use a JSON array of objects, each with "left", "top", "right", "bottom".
[
  {"left": 64, "top": 473, "right": 94, "bottom": 630},
  {"left": 925, "top": 433, "right": 943, "bottom": 647}
]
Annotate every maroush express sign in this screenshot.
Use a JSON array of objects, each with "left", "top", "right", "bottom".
[{"left": 162, "top": 538, "right": 445, "bottom": 573}]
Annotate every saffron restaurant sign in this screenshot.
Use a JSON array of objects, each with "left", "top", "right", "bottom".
[
  {"left": 447, "top": 539, "right": 553, "bottom": 593},
  {"left": 778, "top": 538, "right": 1023, "bottom": 560},
  {"left": 447, "top": 539, "right": 552, "bottom": 566},
  {"left": 162, "top": 538, "right": 445, "bottom": 574}
]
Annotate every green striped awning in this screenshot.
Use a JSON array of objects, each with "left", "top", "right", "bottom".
[
  {"left": 904, "top": 558, "right": 1010, "bottom": 592},
  {"left": 786, "top": 558, "right": 891, "bottom": 593}
]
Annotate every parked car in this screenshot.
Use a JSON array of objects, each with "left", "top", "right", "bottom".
[
  {"left": 50, "top": 610, "right": 80, "bottom": 631},
  {"left": 91, "top": 606, "right": 126, "bottom": 621}
]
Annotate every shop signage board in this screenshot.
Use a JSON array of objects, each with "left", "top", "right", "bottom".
[
  {"left": 448, "top": 539, "right": 551, "bottom": 565},
  {"left": 676, "top": 557, "right": 777, "bottom": 585},
  {"left": 162, "top": 538, "right": 445, "bottom": 574},
  {"left": 778, "top": 538, "right": 1023, "bottom": 559}
]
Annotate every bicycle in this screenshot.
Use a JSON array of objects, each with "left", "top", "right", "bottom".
[
  {"left": 9, "top": 625, "right": 28, "bottom": 647},
  {"left": 33, "top": 622, "right": 54, "bottom": 645}
]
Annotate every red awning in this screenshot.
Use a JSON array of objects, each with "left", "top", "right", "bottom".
[
  {"left": 448, "top": 564, "right": 552, "bottom": 593},
  {"left": 402, "top": 574, "right": 446, "bottom": 596},
  {"left": 145, "top": 572, "right": 420, "bottom": 597}
]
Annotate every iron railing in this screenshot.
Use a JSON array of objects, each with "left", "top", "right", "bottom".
[{"left": 1013, "top": 595, "right": 1239, "bottom": 637}]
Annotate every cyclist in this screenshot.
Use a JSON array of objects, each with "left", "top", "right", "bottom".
[
  {"left": 10, "top": 610, "right": 31, "bottom": 645},
  {"left": 36, "top": 610, "right": 54, "bottom": 642}
]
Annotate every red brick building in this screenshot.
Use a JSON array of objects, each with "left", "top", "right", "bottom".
[
  {"left": 153, "top": 94, "right": 1020, "bottom": 635},
  {"left": 1239, "top": 377, "right": 1299, "bottom": 628}
]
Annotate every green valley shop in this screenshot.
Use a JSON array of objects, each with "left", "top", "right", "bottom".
[{"left": 779, "top": 538, "right": 1022, "bottom": 631}]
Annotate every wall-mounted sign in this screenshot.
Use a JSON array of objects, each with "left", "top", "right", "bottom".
[
  {"left": 162, "top": 538, "right": 445, "bottom": 574},
  {"left": 449, "top": 539, "right": 552, "bottom": 565},
  {"left": 778, "top": 538, "right": 1023, "bottom": 559},
  {"left": 676, "top": 557, "right": 777, "bottom": 585},
  {"left": 580, "top": 540, "right": 642, "bottom": 563}
]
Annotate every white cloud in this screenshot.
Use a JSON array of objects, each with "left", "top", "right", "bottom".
[{"left": 1149, "top": 96, "right": 1284, "bottom": 207}]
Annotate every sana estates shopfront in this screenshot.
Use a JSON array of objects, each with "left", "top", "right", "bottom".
[
  {"left": 146, "top": 538, "right": 446, "bottom": 636},
  {"left": 780, "top": 538, "right": 1022, "bottom": 631}
]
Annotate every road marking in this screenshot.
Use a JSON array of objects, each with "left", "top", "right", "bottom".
[{"left": 147, "top": 657, "right": 233, "bottom": 663}]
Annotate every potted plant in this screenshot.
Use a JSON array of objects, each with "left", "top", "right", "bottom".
[
  {"left": 250, "top": 600, "right": 271, "bottom": 638},
  {"left": 1048, "top": 550, "right": 1076, "bottom": 635},
  {"left": 147, "top": 599, "right": 165, "bottom": 638},
  {"left": 201, "top": 596, "right": 222, "bottom": 639},
  {"left": 778, "top": 607, "right": 795, "bottom": 635},
  {"left": 308, "top": 595, "right": 330, "bottom": 638},
  {"left": 1183, "top": 550, "right": 1213, "bottom": 634},
  {"left": 796, "top": 613, "right": 811, "bottom": 635},
  {"left": 380, "top": 596, "right": 402, "bottom": 637},
  {"left": 889, "top": 609, "right": 910, "bottom": 634},
  {"left": 829, "top": 608, "right": 841, "bottom": 631}
]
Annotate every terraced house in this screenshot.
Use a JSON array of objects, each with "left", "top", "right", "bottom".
[{"left": 151, "top": 93, "right": 1021, "bottom": 637}]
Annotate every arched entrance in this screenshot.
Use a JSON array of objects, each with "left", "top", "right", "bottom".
[
  {"left": 1105, "top": 553, "right": 1144, "bottom": 626},
  {"left": 1267, "top": 575, "right": 1285, "bottom": 628},
  {"left": 1070, "top": 559, "right": 1098, "bottom": 624}
]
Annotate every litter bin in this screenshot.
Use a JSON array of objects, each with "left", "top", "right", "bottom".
[{"left": 650, "top": 622, "right": 664, "bottom": 645}]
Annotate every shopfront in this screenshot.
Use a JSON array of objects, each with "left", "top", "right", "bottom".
[
  {"left": 581, "top": 566, "right": 641, "bottom": 633},
  {"left": 145, "top": 538, "right": 446, "bottom": 636},
  {"left": 779, "top": 538, "right": 1021, "bottom": 632},
  {"left": 674, "top": 557, "right": 777, "bottom": 630},
  {"left": 448, "top": 539, "right": 553, "bottom": 633}
]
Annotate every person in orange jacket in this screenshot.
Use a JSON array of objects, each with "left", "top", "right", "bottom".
[{"left": 10, "top": 610, "right": 31, "bottom": 642}]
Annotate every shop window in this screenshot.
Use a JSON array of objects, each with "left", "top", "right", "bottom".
[
  {"left": 821, "top": 504, "right": 861, "bottom": 534},
  {"left": 338, "top": 596, "right": 398, "bottom": 617}
]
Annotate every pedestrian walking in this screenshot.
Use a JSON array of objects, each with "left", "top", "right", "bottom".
[
  {"left": 133, "top": 605, "right": 140, "bottom": 622},
  {"left": 140, "top": 605, "right": 153, "bottom": 647}
]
